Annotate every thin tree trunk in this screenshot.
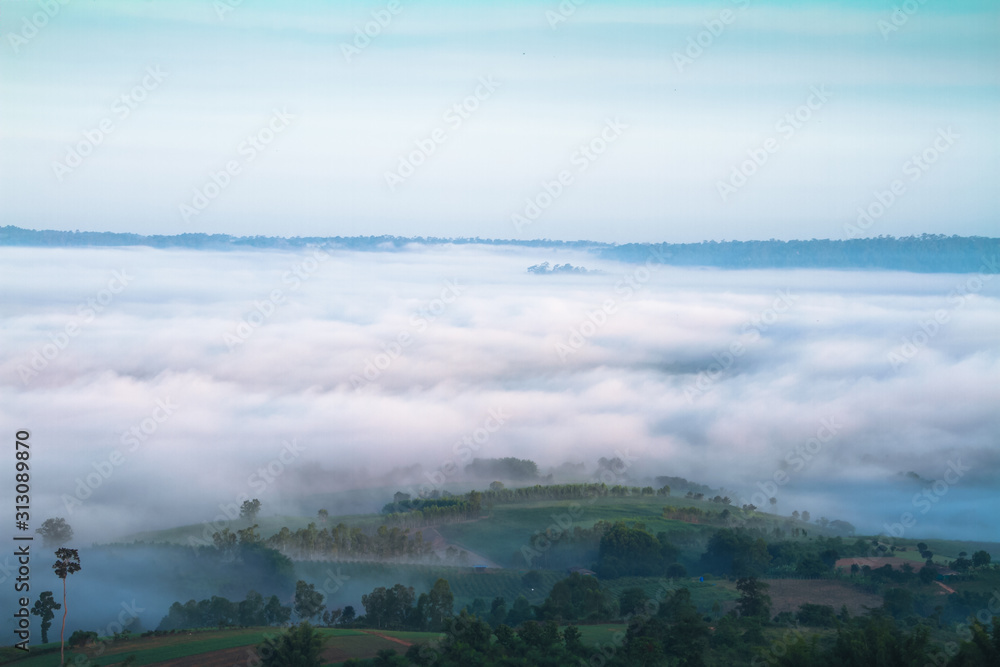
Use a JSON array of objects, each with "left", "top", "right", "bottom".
[{"left": 60, "top": 578, "right": 67, "bottom": 666}]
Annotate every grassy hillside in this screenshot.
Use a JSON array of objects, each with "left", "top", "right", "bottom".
[{"left": 32, "top": 485, "right": 991, "bottom": 667}]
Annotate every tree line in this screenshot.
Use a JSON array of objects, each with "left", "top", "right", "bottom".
[{"left": 261, "top": 522, "right": 435, "bottom": 560}]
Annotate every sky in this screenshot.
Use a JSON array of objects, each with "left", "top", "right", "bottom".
[{"left": 1, "top": 0, "right": 998, "bottom": 242}]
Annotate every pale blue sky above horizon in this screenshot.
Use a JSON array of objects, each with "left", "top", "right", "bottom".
[{"left": 0, "top": 0, "right": 997, "bottom": 243}]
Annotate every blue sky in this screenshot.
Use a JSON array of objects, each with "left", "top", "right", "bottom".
[{"left": 0, "top": 0, "right": 997, "bottom": 242}]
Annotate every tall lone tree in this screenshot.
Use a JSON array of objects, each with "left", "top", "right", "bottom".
[
  {"left": 426, "top": 578, "right": 455, "bottom": 630},
  {"left": 736, "top": 576, "right": 772, "bottom": 619},
  {"left": 30, "top": 591, "right": 61, "bottom": 643},
  {"left": 36, "top": 518, "right": 73, "bottom": 548},
  {"left": 53, "top": 548, "right": 82, "bottom": 666},
  {"left": 294, "top": 580, "right": 325, "bottom": 622},
  {"left": 240, "top": 499, "right": 262, "bottom": 522}
]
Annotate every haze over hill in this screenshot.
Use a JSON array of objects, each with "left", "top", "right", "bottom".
[{"left": 2, "top": 236, "right": 997, "bottom": 551}]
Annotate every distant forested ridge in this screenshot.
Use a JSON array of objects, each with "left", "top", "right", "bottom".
[
  {"left": 1, "top": 226, "right": 996, "bottom": 273},
  {"left": 601, "top": 235, "right": 1000, "bottom": 273}
]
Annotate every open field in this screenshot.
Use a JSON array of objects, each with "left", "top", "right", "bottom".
[
  {"left": 0, "top": 629, "right": 446, "bottom": 667},
  {"left": 1, "top": 628, "right": 283, "bottom": 667},
  {"left": 757, "top": 579, "right": 884, "bottom": 616}
]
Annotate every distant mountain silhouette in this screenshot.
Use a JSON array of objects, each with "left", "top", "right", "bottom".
[{"left": 1, "top": 226, "right": 995, "bottom": 273}]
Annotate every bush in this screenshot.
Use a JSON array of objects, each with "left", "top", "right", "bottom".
[
  {"left": 796, "top": 603, "right": 837, "bottom": 627},
  {"left": 68, "top": 630, "right": 98, "bottom": 647}
]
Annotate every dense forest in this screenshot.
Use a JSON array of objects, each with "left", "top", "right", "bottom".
[{"left": 151, "top": 565, "right": 1000, "bottom": 667}]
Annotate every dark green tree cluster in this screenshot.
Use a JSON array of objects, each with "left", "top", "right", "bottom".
[
  {"left": 465, "top": 457, "right": 539, "bottom": 481},
  {"left": 597, "top": 522, "right": 682, "bottom": 578},
  {"left": 700, "top": 528, "right": 772, "bottom": 577},
  {"left": 30, "top": 591, "right": 61, "bottom": 643},
  {"left": 761, "top": 613, "right": 1000, "bottom": 667},
  {"left": 357, "top": 578, "right": 454, "bottom": 631},
  {"left": 520, "top": 518, "right": 618, "bottom": 568},
  {"left": 294, "top": 580, "right": 326, "bottom": 621},
  {"left": 375, "top": 587, "right": 708, "bottom": 667},
  {"left": 481, "top": 481, "right": 629, "bottom": 504},
  {"left": 265, "top": 522, "right": 434, "bottom": 560},
  {"left": 255, "top": 622, "right": 326, "bottom": 667},
  {"left": 794, "top": 603, "right": 837, "bottom": 627},
  {"left": 208, "top": 529, "right": 296, "bottom": 586},
  {"left": 372, "top": 612, "right": 591, "bottom": 667},
  {"left": 971, "top": 550, "right": 992, "bottom": 569},
  {"left": 735, "top": 577, "right": 772, "bottom": 619},
  {"left": 36, "top": 517, "right": 74, "bottom": 548},
  {"left": 699, "top": 531, "right": 874, "bottom": 579},
  {"left": 657, "top": 475, "right": 713, "bottom": 495},
  {"left": 537, "top": 572, "right": 618, "bottom": 621},
  {"left": 615, "top": 588, "right": 711, "bottom": 667},
  {"left": 157, "top": 590, "right": 291, "bottom": 630},
  {"left": 381, "top": 495, "right": 483, "bottom": 526},
  {"left": 239, "top": 498, "right": 262, "bottom": 521},
  {"left": 67, "top": 630, "right": 98, "bottom": 647}
]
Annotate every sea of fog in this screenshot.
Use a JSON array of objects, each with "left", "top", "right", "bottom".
[{"left": 2, "top": 244, "right": 998, "bottom": 548}]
